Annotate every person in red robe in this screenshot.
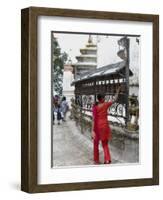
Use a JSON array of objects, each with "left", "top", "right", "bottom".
[{"left": 92, "top": 87, "right": 121, "bottom": 164}]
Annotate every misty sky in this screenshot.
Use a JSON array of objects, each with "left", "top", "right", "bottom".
[{"left": 53, "top": 32, "right": 140, "bottom": 83}]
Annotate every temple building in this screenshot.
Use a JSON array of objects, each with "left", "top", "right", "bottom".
[
  {"left": 62, "top": 35, "right": 97, "bottom": 105},
  {"left": 72, "top": 35, "right": 97, "bottom": 79}
]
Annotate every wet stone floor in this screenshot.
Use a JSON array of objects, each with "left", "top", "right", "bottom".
[{"left": 52, "top": 118, "right": 120, "bottom": 168}]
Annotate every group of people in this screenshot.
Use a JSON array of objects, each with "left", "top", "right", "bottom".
[{"left": 53, "top": 95, "right": 69, "bottom": 125}]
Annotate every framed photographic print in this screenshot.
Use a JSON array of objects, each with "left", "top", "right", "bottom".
[{"left": 21, "top": 7, "right": 159, "bottom": 193}]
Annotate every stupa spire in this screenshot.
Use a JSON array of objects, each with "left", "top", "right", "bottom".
[
  {"left": 72, "top": 35, "right": 97, "bottom": 79},
  {"left": 88, "top": 35, "right": 93, "bottom": 44}
]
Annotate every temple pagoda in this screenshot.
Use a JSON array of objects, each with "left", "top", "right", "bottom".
[{"left": 73, "top": 35, "right": 97, "bottom": 79}]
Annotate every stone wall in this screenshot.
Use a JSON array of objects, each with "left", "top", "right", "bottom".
[{"left": 109, "top": 126, "right": 139, "bottom": 163}]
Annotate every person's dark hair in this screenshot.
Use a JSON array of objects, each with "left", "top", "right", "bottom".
[
  {"left": 62, "top": 96, "right": 66, "bottom": 101},
  {"left": 55, "top": 95, "right": 59, "bottom": 98},
  {"left": 97, "top": 94, "right": 105, "bottom": 101}
]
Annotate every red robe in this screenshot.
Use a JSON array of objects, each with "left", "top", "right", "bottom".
[{"left": 92, "top": 101, "right": 112, "bottom": 141}]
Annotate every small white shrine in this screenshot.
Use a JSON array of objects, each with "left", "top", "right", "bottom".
[{"left": 62, "top": 63, "right": 74, "bottom": 106}]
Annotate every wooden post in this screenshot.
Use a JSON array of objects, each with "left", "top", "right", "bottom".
[
  {"left": 94, "top": 79, "right": 96, "bottom": 102},
  {"left": 125, "top": 37, "right": 130, "bottom": 127}
]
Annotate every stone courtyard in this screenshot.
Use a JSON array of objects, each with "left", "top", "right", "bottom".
[{"left": 52, "top": 117, "right": 121, "bottom": 167}]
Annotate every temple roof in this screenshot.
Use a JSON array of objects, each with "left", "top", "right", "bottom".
[
  {"left": 71, "top": 61, "right": 133, "bottom": 85},
  {"left": 80, "top": 48, "right": 97, "bottom": 52},
  {"left": 72, "top": 62, "right": 97, "bottom": 67}
]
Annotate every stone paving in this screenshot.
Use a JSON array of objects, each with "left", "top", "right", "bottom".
[{"left": 52, "top": 117, "right": 120, "bottom": 167}]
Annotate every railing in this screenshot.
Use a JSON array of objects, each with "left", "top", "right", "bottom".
[{"left": 70, "top": 94, "right": 139, "bottom": 133}]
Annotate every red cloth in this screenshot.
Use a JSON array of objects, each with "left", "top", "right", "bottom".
[
  {"left": 93, "top": 139, "right": 111, "bottom": 163},
  {"left": 92, "top": 101, "right": 112, "bottom": 141},
  {"left": 92, "top": 101, "right": 112, "bottom": 163}
]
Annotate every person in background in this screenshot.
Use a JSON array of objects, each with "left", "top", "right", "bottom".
[
  {"left": 92, "top": 87, "right": 121, "bottom": 164},
  {"left": 56, "top": 104, "right": 62, "bottom": 125},
  {"left": 53, "top": 95, "right": 62, "bottom": 125},
  {"left": 87, "top": 95, "right": 93, "bottom": 109},
  {"left": 61, "top": 96, "right": 69, "bottom": 122}
]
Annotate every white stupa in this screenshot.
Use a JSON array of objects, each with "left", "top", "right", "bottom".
[
  {"left": 62, "top": 61, "right": 74, "bottom": 106},
  {"left": 62, "top": 35, "right": 97, "bottom": 105},
  {"left": 73, "top": 35, "right": 97, "bottom": 79}
]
